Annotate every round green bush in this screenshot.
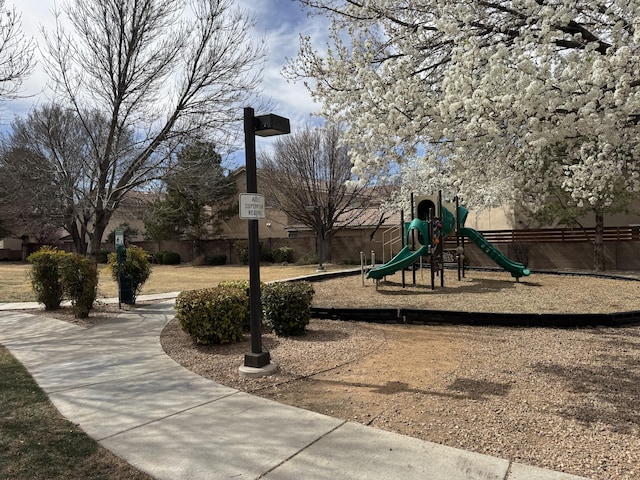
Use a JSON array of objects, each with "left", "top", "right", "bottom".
[
  {"left": 175, "top": 284, "right": 247, "bottom": 344},
  {"left": 162, "top": 251, "right": 181, "bottom": 265},
  {"left": 59, "top": 254, "right": 98, "bottom": 318},
  {"left": 108, "top": 246, "right": 152, "bottom": 304},
  {"left": 272, "top": 246, "right": 294, "bottom": 263},
  {"left": 153, "top": 251, "right": 167, "bottom": 264},
  {"left": 218, "top": 280, "right": 251, "bottom": 330},
  {"left": 27, "top": 246, "right": 70, "bottom": 310},
  {"left": 261, "top": 281, "right": 314, "bottom": 336},
  {"left": 205, "top": 254, "right": 227, "bottom": 265}
]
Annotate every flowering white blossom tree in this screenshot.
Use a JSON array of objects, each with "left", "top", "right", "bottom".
[
  {"left": 379, "top": 150, "right": 451, "bottom": 214},
  {"left": 289, "top": 0, "right": 640, "bottom": 270}
]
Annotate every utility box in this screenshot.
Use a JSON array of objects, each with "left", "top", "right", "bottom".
[{"left": 119, "top": 275, "right": 134, "bottom": 305}]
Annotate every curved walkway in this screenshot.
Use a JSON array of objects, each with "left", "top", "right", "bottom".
[{"left": 0, "top": 297, "right": 589, "bottom": 480}]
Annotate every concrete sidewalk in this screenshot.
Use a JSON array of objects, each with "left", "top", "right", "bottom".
[{"left": 0, "top": 300, "right": 590, "bottom": 480}]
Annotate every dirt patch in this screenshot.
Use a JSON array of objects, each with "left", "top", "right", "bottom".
[
  {"left": 312, "top": 269, "right": 640, "bottom": 313},
  {"left": 262, "top": 324, "right": 464, "bottom": 425}
]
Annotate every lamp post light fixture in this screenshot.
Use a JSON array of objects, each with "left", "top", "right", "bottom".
[
  {"left": 305, "top": 205, "right": 325, "bottom": 272},
  {"left": 241, "top": 107, "right": 290, "bottom": 373}
]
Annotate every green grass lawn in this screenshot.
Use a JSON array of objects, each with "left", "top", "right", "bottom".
[{"left": 0, "top": 345, "right": 152, "bottom": 480}]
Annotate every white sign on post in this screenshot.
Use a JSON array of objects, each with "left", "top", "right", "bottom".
[
  {"left": 114, "top": 228, "right": 125, "bottom": 246},
  {"left": 239, "top": 194, "right": 266, "bottom": 219}
]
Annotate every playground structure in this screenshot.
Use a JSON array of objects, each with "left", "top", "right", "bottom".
[{"left": 366, "top": 193, "right": 530, "bottom": 287}]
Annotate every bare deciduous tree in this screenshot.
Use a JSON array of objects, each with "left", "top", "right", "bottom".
[
  {"left": 259, "top": 123, "right": 375, "bottom": 262},
  {"left": 0, "top": 104, "right": 124, "bottom": 254},
  {"left": 35, "top": 0, "right": 265, "bottom": 255},
  {"left": 0, "top": 0, "right": 34, "bottom": 100}
]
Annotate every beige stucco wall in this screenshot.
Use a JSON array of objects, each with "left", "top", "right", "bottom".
[
  {"left": 0, "top": 237, "right": 22, "bottom": 250},
  {"left": 463, "top": 206, "right": 515, "bottom": 231},
  {"left": 220, "top": 207, "right": 290, "bottom": 239}
]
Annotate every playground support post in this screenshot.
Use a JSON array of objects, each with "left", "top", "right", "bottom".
[
  {"left": 454, "top": 196, "right": 466, "bottom": 280},
  {"left": 429, "top": 205, "right": 435, "bottom": 290},
  {"left": 439, "top": 190, "right": 444, "bottom": 288},
  {"left": 410, "top": 193, "right": 416, "bottom": 286},
  {"left": 400, "top": 209, "right": 406, "bottom": 288}
]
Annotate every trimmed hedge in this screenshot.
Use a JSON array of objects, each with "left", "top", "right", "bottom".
[
  {"left": 205, "top": 254, "right": 227, "bottom": 265},
  {"left": 218, "top": 280, "right": 252, "bottom": 330},
  {"left": 175, "top": 283, "right": 247, "bottom": 344},
  {"left": 153, "top": 251, "right": 167, "bottom": 264},
  {"left": 262, "top": 281, "right": 314, "bottom": 336},
  {"left": 28, "top": 247, "right": 98, "bottom": 316},
  {"left": 152, "top": 250, "right": 181, "bottom": 265},
  {"left": 27, "top": 246, "right": 69, "bottom": 310},
  {"left": 162, "top": 251, "right": 181, "bottom": 265},
  {"left": 176, "top": 279, "right": 314, "bottom": 342},
  {"left": 59, "top": 254, "right": 98, "bottom": 318}
]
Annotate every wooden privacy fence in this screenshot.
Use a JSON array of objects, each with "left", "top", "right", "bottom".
[{"left": 446, "top": 226, "right": 640, "bottom": 244}]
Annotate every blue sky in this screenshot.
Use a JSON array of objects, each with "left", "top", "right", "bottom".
[{"left": 5, "top": 0, "right": 329, "bottom": 141}]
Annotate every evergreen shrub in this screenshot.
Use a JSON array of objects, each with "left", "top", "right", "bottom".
[
  {"left": 108, "top": 245, "right": 152, "bottom": 304},
  {"left": 153, "top": 251, "right": 168, "bottom": 264},
  {"left": 261, "top": 281, "right": 314, "bottom": 336},
  {"left": 59, "top": 254, "right": 98, "bottom": 318},
  {"left": 261, "top": 250, "right": 274, "bottom": 263},
  {"left": 272, "top": 246, "right": 294, "bottom": 263},
  {"left": 175, "top": 283, "right": 247, "bottom": 344},
  {"left": 27, "top": 246, "right": 69, "bottom": 310},
  {"left": 233, "top": 240, "right": 249, "bottom": 264},
  {"left": 218, "top": 280, "right": 251, "bottom": 330},
  {"left": 162, "top": 251, "right": 181, "bottom": 265},
  {"left": 295, "top": 253, "right": 319, "bottom": 265},
  {"left": 205, "top": 254, "right": 227, "bottom": 265}
]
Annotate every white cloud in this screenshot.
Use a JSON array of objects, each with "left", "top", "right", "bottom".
[
  {"left": 239, "top": 0, "right": 329, "bottom": 129},
  {"left": 4, "top": 0, "right": 329, "bottom": 132}
]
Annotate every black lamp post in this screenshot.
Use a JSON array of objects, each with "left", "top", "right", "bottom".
[{"left": 243, "top": 107, "right": 290, "bottom": 369}]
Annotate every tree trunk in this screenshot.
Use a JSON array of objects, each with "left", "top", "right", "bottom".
[
  {"left": 593, "top": 210, "right": 605, "bottom": 272},
  {"left": 67, "top": 219, "right": 88, "bottom": 255},
  {"left": 323, "top": 235, "right": 332, "bottom": 262},
  {"left": 88, "top": 209, "right": 112, "bottom": 258},
  {"left": 193, "top": 239, "right": 201, "bottom": 260}
]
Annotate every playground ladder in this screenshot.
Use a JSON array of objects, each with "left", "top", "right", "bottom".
[{"left": 381, "top": 225, "right": 403, "bottom": 264}]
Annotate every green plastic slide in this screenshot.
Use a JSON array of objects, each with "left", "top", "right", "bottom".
[
  {"left": 459, "top": 227, "right": 530, "bottom": 278},
  {"left": 366, "top": 244, "right": 430, "bottom": 280}
]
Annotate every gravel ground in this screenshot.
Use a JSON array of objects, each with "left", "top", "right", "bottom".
[{"left": 161, "top": 270, "right": 640, "bottom": 480}]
